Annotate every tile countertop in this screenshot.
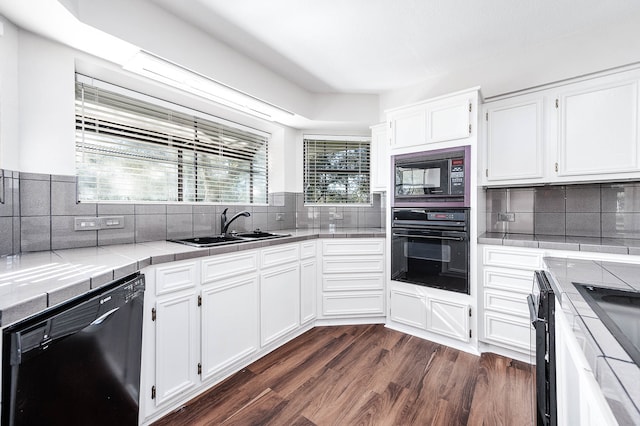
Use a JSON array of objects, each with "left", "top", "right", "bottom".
[
  {"left": 479, "top": 232, "right": 640, "bottom": 255},
  {"left": 544, "top": 256, "right": 640, "bottom": 425},
  {"left": 0, "top": 228, "right": 385, "bottom": 327}
]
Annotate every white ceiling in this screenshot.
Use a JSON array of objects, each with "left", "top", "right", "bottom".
[{"left": 150, "top": 0, "right": 640, "bottom": 94}]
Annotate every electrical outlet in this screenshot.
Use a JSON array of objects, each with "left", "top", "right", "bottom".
[
  {"left": 74, "top": 216, "right": 125, "bottom": 231},
  {"left": 275, "top": 213, "right": 284, "bottom": 221},
  {"left": 497, "top": 212, "right": 516, "bottom": 222}
]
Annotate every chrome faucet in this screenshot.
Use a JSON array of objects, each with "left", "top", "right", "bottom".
[{"left": 220, "top": 208, "right": 251, "bottom": 236}]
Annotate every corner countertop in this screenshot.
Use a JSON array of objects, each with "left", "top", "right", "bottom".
[
  {"left": 479, "top": 232, "right": 640, "bottom": 255},
  {"left": 544, "top": 256, "right": 640, "bottom": 425},
  {"left": 0, "top": 228, "right": 385, "bottom": 327}
]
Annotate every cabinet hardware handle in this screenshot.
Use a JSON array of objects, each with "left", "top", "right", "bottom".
[
  {"left": 151, "top": 385, "right": 156, "bottom": 399},
  {"left": 151, "top": 307, "right": 156, "bottom": 321},
  {"left": 555, "top": 162, "right": 559, "bottom": 172},
  {"left": 555, "top": 99, "right": 559, "bottom": 109}
]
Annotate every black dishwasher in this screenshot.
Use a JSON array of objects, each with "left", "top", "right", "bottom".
[{"left": 1, "top": 273, "right": 145, "bottom": 426}]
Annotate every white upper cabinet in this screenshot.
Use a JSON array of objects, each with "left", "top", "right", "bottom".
[
  {"left": 426, "top": 93, "right": 472, "bottom": 144},
  {"left": 482, "top": 66, "right": 640, "bottom": 186},
  {"left": 557, "top": 78, "right": 640, "bottom": 177},
  {"left": 387, "top": 88, "right": 477, "bottom": 152},
  {"left": 388, "top": 105, "right": 426, "bottom": 149},
  {"left": 483, "top": 96, "right": 545, "bottom": 184},
  {"left": 370, "top": 123, "right": 389, "bottom": 191}
]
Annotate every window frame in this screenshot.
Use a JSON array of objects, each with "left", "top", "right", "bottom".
[
  {"left": 75, "top": 75, "right": 269, "bottom": 205},
  {"left": 303, "top": 134, "right": 372, "bottom": 206}
]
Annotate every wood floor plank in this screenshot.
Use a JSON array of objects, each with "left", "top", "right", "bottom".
[{"left": 152, "top": 325, "right": 534, "bottom": 426}]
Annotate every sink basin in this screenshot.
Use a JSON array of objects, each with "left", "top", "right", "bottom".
[
  {"left": 169, "top": 231, "right": 290, "bottom": 247},
  {"left": 235, "top": 231, "right": 291, "bottom": 240},
  {"left": 168, "top": 236, "right": 245, "bottom": 247}
]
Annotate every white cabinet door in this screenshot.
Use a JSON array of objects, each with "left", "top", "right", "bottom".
[
  {"left": 485, "top": 98, "right": 544, "bottom": 183},
  {"left": 200, "top": 275, "right": 258, "bottom": 381},
  {"left": 154, "top": 290, "right": 199, "bottom": 407},
  {"left": 260, "top": 263, "right": 300, "bottom": 346},
  {"left": 300, "top": 259, "right": 317, "bottom": 324},
  {"left": 370, "top": 123, "right": 389, "bottom": 190},
  {"left": 557, "top": 78, "right": 640, "bottom": 177},
  {"left": 390, "top": 289, "right": 427, "bottom": 329},
  {"left": 426, "top": 94, "right": 471, "bottom": 144},
  {"left": 388, "top": 106, "right": 426, "bottom": 149},
  {"left": 555, "top": 306, "right": 617, "bottom": 426},
  {"left": 426, "top": 298, "right": 470, "bottom": 342}
]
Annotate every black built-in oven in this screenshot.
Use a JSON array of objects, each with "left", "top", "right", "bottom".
[
  {"left": 392, "top": 145, "right": 470, "bottom": 208},
  {"left": 391, "top": 208, "right": 470, "bottom": 294}
]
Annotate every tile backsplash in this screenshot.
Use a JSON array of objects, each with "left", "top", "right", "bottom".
[
  {"left": 0, "top": 170, "right": 385, "bottom": 256},
  {"left": 486, "top": 182, "right": 640, "bottom": 239}
]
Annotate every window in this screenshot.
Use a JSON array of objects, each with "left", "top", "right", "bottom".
[
  {"left": 303, "top": 136, "right": 371, "bottom": 204},
  {"left": 75, "top": 77, "right": 268, "bottom": 203}
]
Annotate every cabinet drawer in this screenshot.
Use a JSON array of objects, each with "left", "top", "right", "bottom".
[
  {"left": 323, "top": 273, "right": 384, "bottom": 291},
  {"left": 483, "top": 246, "right": 543, "bottom": 270},
  {"left": 483, "top": 267, "right": 535, "bottom": 293},
  {"left": 155, "top": 261, "right": 198, "bottom": 296},
  {"left": 322, "top": 239, "right": 384, "bottom": 256},
  {"left": 300, "top": 241, "right": 317, "bottom": 259},
  {"left": 322, "top": 292, "right": 384, "bottom": 316},
  {"left": 483, "top": 312, "right": 534, "bottom": 352},
  {"left": 484, "top": 289, "right": 530, "bottom": 319},
  {"left": 202, "top": 251, "right": 258, "bottom": 284},
  {"left": 261, "top": 244, "right": 300, "bottom": 269},
  {"left": 322, "top": 257, "right": 384, "bottom": 274}
]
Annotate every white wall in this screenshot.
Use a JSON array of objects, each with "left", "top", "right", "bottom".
[
  {"left": 18, "top": 31, "right": 76, "bottom": 174},
  {"left": 0, "top": 16, "right": 19, "bottom": 170}
]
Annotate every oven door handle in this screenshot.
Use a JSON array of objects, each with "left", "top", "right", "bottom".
[{"left": 392, "top": 233, "right": 465, "bottom": 242}]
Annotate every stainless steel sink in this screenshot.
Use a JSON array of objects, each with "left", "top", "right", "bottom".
[
  {"left": 168, "top": 231, "right": 290, "bottom": 247},
  {"left": 168, "top": 236, "right": 245, "bottom": 247}
]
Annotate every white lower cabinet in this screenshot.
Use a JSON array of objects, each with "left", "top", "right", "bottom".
[
  {"left": 320, "top": 239, "right": 385, "bottom": 319},
  {"left": 153, "top": 289, "right": 200, "bottom": 406},
  {"left": 260, "top": 262, "right": 300, "bottom": 346},
  {"left": 140, "top": 238, "right": 386, "bottom": 425},
  {"left": 300, "top": 258, "right": 317, "bottom": 324},
  {"left": 556, "top": 303, "right": 617, "bottom": 426},
  {"left": 479, "top": 245, "right": 543, "bottom": 359},
  {"left": 389, "top": 285, "right": 470, "bottom": 344},
  {"left": 389, "top": 289, "right": 427, "bottom": 329},
  {"left": 200, "top": 274, "right": 258, "bottom": 381},
  {"left": 427, "top": 298, "right": 470, "bottom": 342}
]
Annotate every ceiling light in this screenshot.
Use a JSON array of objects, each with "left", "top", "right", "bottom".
[{"left": 123, "top": 51, "right": 294, "bottom": 121}]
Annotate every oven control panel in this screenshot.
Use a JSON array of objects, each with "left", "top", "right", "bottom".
[
  {"left": 449, "top": 158, "right": 465, "bottom": 195},
  {"left": 427, "top": 211, "right": 466, "bottom": 221}
]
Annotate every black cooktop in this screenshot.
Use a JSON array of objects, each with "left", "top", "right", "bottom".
[{"left": 574, "top": 283, "right": 640, "bottom": 366}]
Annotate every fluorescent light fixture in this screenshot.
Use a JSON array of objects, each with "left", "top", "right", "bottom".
[{"left": 124, "top": 51, "right": 294, "bottom": 121}]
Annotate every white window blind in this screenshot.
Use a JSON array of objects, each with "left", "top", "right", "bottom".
[
  {"left": 303, "top": 136, "right": 371, "bottom": 204},
  {"left": 75, "top": 80, "right": 268, "bottom": 203}
]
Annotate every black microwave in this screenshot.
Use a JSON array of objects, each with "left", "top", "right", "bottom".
[{"left": 391, "top": 146, "right": 470, "bottom": 207}]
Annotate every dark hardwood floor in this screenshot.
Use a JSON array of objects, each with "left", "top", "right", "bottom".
[{"left": 153, "top": 324, "right": 534, "bottom": 426}]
